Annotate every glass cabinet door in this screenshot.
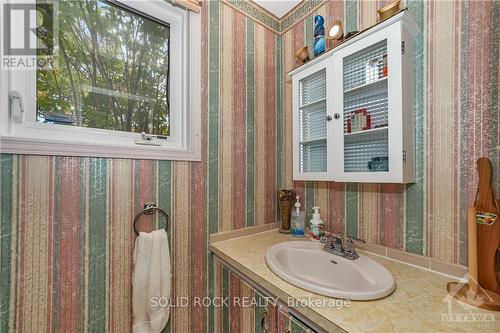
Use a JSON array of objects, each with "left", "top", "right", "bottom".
[
  {"left": 330, "top": 20, "right": 409, "bottom": 183},
  {"left": 293, "top": 16, "right": 414, "bottom": 183},
  {"left": 296, "top": 67, "right": 328, "bottom": 176},
  {"left": 341, "top": 39, "right": 390, "bottom": 174}
]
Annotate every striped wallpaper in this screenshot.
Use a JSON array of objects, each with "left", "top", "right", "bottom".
[
  {"left": 282, "top": 0, "right": 500, "bottom": 266},
  {"left": 0, "top": 1, "right": 498, "bottom": 332},
  {"left": 0, "top": 156, "right": 208, "bottom": 332},
  {"left": 0, "top": 1, "right": 281, "bottom": 332},
  {"left": 205, "top": 0, "right": 283, "bottom": 233}
]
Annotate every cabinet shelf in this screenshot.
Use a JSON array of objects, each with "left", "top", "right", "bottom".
[
  {"left": 299, "top": 98, "right": 326, "bottom": 109},
  {"left": 344, "top": 126, "right": 388, "bottom": 143},
  {"left": 300, "top": 138, "right": 327, "bottom": 145},
  {"left": 344, "top": 76, "right": 388, "bottom": 94}
]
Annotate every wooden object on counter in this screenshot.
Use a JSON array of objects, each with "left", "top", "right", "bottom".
[
  {"left": 447, "top": 158, "right": 500, "bottom": 311},
  {"left": 446, "top": 281, "right": 500, "bottom": 311},
  {"left": 468, "top": 206, "right": 479, "bottom": 293},
  {"left": 475, "top": 158, "right": 500, "bottom": 293},
  {"left": 446, "top": 205, "right": 500, "bottom": 311}
]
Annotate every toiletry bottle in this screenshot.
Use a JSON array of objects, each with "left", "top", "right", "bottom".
[
  {"left": 309, "top": 206, "right": 325, "bottom": 241},
  {"left": 291, "top": 196, "right": 305, "bottom": 237}
]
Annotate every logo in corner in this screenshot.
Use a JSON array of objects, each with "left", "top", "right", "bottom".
[
  {"left": 1, "top": 1, "right": 58, "bottom": 69},
  {"left": 441, "top": 274, "right": 495, "bottom": 329}
]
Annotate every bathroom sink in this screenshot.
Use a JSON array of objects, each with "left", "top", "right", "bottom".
[{"left": 265, "top": 241, "right": 395, "bottom": 300}]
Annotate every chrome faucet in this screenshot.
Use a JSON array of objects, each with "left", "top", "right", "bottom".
[{"left": 321, "top": 234, "right": 365, "bottom": 260}]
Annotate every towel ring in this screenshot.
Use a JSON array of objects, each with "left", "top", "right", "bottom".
[{"left": 134, "top": 204, "right": 169, "bottom": 236}]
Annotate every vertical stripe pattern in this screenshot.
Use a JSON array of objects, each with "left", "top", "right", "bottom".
[
  {"left": 0, "top": 156, "right": 206, "bottom": 332},
  {"left": 1, "top": 1, "right": 499, "bottom": 332},
  {"left": 282, "top": 0, "right": 499, "bottom": 265}
]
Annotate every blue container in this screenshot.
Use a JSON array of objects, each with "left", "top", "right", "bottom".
[{"left": 313, "top": 15, "right": 326, "bottom": 56}]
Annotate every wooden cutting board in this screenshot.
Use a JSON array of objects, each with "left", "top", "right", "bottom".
[{"left": 475, "top": 158, "right": 500, "bottom": 293}]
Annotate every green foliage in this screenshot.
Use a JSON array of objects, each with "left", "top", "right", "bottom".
[{"left": 37, "top": 0, "right": 170, "bottom": 135}]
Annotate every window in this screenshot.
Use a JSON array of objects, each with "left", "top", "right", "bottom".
[
  {"left": 37, "top": 0, "right": 171, "bottom": 135},
  {"left": 0, "top": 0, "right": 201, "bottom": 161}
]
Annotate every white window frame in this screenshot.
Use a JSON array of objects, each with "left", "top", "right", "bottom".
[{"left": 0, "top": 0, "right": 201, "bottom": 161}]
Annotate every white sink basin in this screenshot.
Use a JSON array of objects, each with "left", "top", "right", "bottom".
[{"left": 265, "top": 241, "right": 395, "bottom": 300}]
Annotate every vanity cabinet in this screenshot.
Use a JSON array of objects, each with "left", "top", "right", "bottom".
[
  {"left": 215, "top": 261, "right": 278, "bottom": 333},
  {"left": 278, "top": 309, "right": 314, "bottom": 333},
  {"left": 291, "top": 11, "right": 419, "bottom": 183},
  {"left": 214, "top": 260, "right": 317, "bottom": 333}
]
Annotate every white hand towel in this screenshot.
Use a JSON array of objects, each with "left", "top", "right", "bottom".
[{"left": 132, "top": 229, "right": 171, "bottom": 333}]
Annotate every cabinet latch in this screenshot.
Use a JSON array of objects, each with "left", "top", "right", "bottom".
[
  {"left": 401, "top": 41, "right": 405, "bottom": 55},
  {"left": 402, "top": 150, "right": 407, "bottom": 164}
]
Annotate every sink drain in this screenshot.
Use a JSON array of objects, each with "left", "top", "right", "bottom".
[{"left": 330, "top": 260, "right": 338, "bottom": 264}]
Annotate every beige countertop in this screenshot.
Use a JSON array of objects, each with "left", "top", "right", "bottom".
[{"left": 210, "top": 230, "right": 499, "bottom": 333}]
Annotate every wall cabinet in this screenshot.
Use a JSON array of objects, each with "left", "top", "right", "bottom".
[
  {"left": 291, "top": 11, "right": 419, "bottom": 183},
  {"left": 214, "top": 259, "right": 317, "bottom": 333}
]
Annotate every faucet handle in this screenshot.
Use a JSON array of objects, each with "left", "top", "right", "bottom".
[
  {"left": 345, "top": 238, "right": 355, "bottom": 253},
  {"left": 330, "top": 234, "right": 343, "bottom": 251},
  {"left": 344, "top": 238, "right": 361, "bottom": 260},
  {"left": 321, "top": 234, "right": 342, "bottom": 249},
  {"left": 347, "top": 236, "right": 366, "bottom": 243}
]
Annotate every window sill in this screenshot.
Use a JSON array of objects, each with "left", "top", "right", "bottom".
[{"left": 0, "top": 135, "right": 201, "bottom": 161}]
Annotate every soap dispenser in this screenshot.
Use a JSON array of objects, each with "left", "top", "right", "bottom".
[
  {"left": 309, "top": 206, "right": 325, "bottom": 241},
  {"left": 291, "top": 196, "right": 305, "bottom": 237}
]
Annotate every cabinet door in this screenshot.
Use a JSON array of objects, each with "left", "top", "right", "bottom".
[
  {"left": 215, "top": 261, "right": 277, "bottom": 333},
  {"left": 278, "top": 309, "right": 315, "bottom": 333},
  {"left": 332, "top": 22, "right": 404, "bottom": 183},
  {"left": 293, "top": 59, "right": 334, "bottom": 181},
  {"left": 255, "top": 289, "right": 277, "bottom": 333}
]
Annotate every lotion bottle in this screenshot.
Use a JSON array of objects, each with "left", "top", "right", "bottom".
[{"left": 309, "top": 206, "right": 324, "bottom": 241}]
